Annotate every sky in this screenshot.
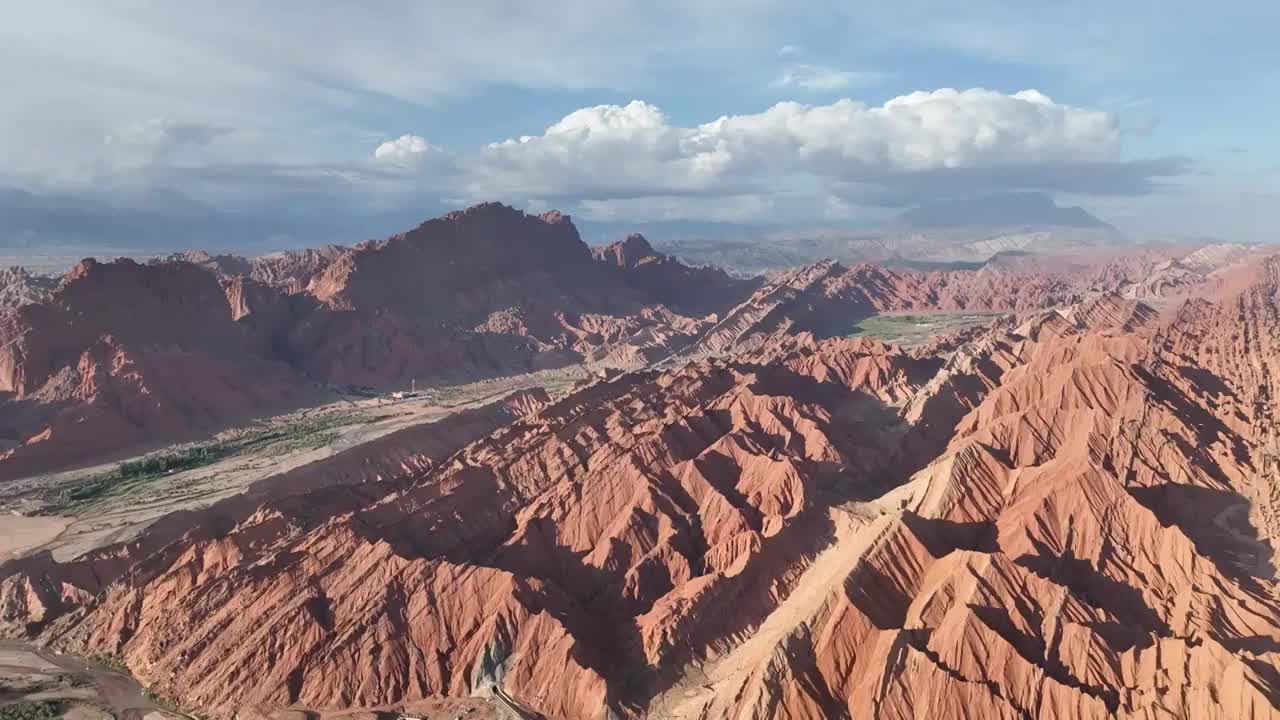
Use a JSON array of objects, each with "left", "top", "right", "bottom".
[{"left": 2, "top": 0, "right": 1278, "bottom": 251}]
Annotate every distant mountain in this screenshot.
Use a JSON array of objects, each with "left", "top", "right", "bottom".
[
  {"left": 894, "top": 191, "right": 1114, "bottom": 231},
  {"left": 0, "top": 266, "right": 57, "bottom": 310},
  {"left": 0, "top": 184, "right": 440, "bottom": 252},
  {"left": 658, "top": 225, "right": 1122, "bottom": 275},
  {"left": 577, "top": 218, "right": 780, "bottom": 247},
  {"left": 0, "top": 203, "right": 759, "bottom": 478},
  {"left": 650, "top": 194, "right": 1121, "bottom": 274}
]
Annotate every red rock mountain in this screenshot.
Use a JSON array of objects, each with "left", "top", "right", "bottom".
[
  {"left": 0, "top": 258, "right": 316, "bottom": 479},
  {"left": 0, "top": 266, "right": 56, "bottom": 311},
  {"left": 288, "top": 205, "right": 756, "bottom": 386},
  {"left": 591, "top": 233, "right": 750, "bottom": 316},
  {"left": 0, "top": 204, "right": 1261, "bottom": 485},
  {"left": 679, "top": 259, "right": 1086, "bottom": 359},
  {"left": 0, "top": 205, "right": 765, "bottom": 478},
  {"left": 4, "top": 266, "right": 1278, "bottom": 718},
  {"left": 160, "top": 246, "right": 348, "bottom": 294}
]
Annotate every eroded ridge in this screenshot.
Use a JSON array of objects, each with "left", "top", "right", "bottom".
[{"left": 2, "top": 281, "right": 1279, "bottom": 719}]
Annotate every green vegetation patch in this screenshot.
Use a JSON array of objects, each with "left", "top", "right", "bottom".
[
  {"left": 88, "top": 653, "right": 129, "bottom": 675},
  {"left": 143, "top": 690, "right": 183, "bottom": 714},
  {"left": 847, "top": 312, "right": 1006, "bottom": 346},
  {"left": 848, "top": 314, "right": 932, "bottom": 338},
  {"left": 0, "top": 701, "right": 67, "bottom": 720},
  {"left": 42, "top": 412, "right": 371, "bottom": 514}
]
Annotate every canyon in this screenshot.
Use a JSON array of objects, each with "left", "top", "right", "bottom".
[
  {"left": 0, "top": 205, "right": 1276, "bottom": 718},
  {"left": 5, "top": 204, "right": 1255, "bottom": 482}
]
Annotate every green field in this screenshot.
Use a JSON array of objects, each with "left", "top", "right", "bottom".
[
  {"left": 0, "top": 702, "right": 66, "bottom": 720},
  {"left": 847, "top": 312, "right": 1006, "bottom": 346}
]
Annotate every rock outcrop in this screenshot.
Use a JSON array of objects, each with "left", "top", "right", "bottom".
[
  {"left": 0, "top": 266, "right": 56, "bottom": 310},
  {"left": 3, "top": 202, "right": 1270, "bottom": 500},
  {"left": 287, "top": 205, "right": 756, "bottom": 386},
  {"left": 0, "top": 205, "right": 756, "bottom": 478},
  {"left": 677, "top": 259, "right": 1085, "bottom": 359},
  {"left": 0, "top": 258, "right": 316, "bottom": 479},
  {"left": 4, "top": 271, "right": 1278, "bottom": 719},
  {"left": 158, "top": 246, "right": 348, "bottom": 294},
  {"left": 591, "top": 233, "right": 757, "bottom": 316},
  {"left": 249, "top": 245, "right": 349, "bottom": 293}
]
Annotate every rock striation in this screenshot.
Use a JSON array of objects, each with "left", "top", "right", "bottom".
[
  {"left": 0, "top": 258, "right": 315, "bottom": 479},
  {"left": 2, "top": 203, "right": 1271, "bottom": 508},
  {"left": 0, "top": 266, "right": 57, "bottom": 311},
  {"left": 0, "top": 205, "right": 757, "bottom": 478},
  {"left": 3, "top": 271, "right": 1278, "bottom": 718}
]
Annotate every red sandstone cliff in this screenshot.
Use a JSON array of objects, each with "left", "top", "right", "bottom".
[
  {"left": 0, "top": 205, "right": 756, "bottom": 479},
  {"left": 0, "top": 266, "right": 56, "bottom": 311},
  {"left": 286, "top": 205, "right": 755, "bottom": 386},
  {"left": 3, "top": 275, "right": 1277, "bottom": 718},
  {"left": 0, "top": 258, "right": 315, "bottom": 479}
]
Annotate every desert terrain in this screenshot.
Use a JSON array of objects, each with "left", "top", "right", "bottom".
[
  {"left": 0, "top": 205, "right": 1276, "bottom": 719},
  {"left": 7, "top": 5, "right": 1280, "bottom": 717},
  {"left": 0, "top": 366, "right": 587, "bottom": 563}
]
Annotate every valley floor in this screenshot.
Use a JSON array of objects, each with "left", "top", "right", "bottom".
[
  {"left": 846, "top": 310, "right": 1008, "bottom": 346},
  {"left": 0, "top": 366, "right": 587, "bottom": 563}
]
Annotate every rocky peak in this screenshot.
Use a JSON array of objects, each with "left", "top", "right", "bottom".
[
  {"left": 538, "top": 209, "right": 571, "bottom": 225},
  {"left": 591, "top": 233, "right": 658, "bottom": 269},
  {"left": 308, "top": 203, "right": 594, "bottom": 310},
  {"left": 153, "top": 250, "right": 253, "bottom": 279},
  {"left": 63, "top": 257, "right": 100, "bottom": 283},
  {"left": 443, "top": 201, "right": 514, "bottom": 222},
  {"left": 0, "top": 266, "right": 56, "bottom": 311}
]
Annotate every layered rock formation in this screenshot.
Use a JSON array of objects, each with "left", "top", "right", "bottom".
[
  {"left": 677, "top": 259, "right": 1083, "bottom": 359},
  {"left": 159, "top": 246, "right": 348, "bottom": 294},
  {"left": 5, "top": 207, "right": 1280, "bottom": 720},
  {"left": 0, "top": 266, "right": 56, "bottom": 310},
  {"left": 1081, "top": 242, "right": 1267, "bottom": 303},
  {"left": 288, "top": 205, "right": 756, "bottom": 386},
  {"left": 591, "top": 233, "right": 754, "bottom": 316},
  {"left": 160, "top": 215, "right": 757, "bottom": 388},
  {"left": 15, "top": 203, "right": 1253, "bottom": 483},
  {"left": 248, "top": 245, "right": 349, "bottom": 293},
  {"left": 0, "top": 258, "right": 315, "bottom": 479},
  {"left": 0, "top": 205, "right": 757, "bottom": 478},
  {"left": 3, "top": 272, "right": 1277, "bottom": 718}
]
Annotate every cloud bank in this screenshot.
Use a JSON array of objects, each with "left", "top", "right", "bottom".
[
  {"left": 449, "top": 89, "right": 1178, "bottom": 218},
  {"left": 2, "top": 89, "right": 1190, "bottom": 248}
]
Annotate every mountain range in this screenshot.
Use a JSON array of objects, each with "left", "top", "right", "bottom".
[
  {"left": 0, "top": 202, "right": 1277, "bottom": 720},
  {"left": 651, "top": 192, "right": 1127, "bottom": 274},
  {"left": 893, "top": 191, "right": 1115, "bottom": 230}
]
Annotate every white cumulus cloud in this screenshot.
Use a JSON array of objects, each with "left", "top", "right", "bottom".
[
  {"left": 466, "top": 89, "right": 1123, "bottom": 201},
  {"left": 373, "top": 134, "right": 438, "bottom": 164},
  {"left": 468, "top": 100, "right": 737, "bottom": 198}
]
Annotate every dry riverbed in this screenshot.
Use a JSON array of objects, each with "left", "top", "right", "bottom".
[{"left": 0, "top": 367, "right": 587, "bottom": 562}]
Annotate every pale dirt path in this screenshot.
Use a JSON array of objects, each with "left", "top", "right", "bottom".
[
  {"left": 0, "top": 640, "right": 183, "bottom": 720},
  {"left": 0, "top": 513, "right": 70, "bottom": 561}
]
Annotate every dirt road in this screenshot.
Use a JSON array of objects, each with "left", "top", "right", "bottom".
[{"left": 0, "top": 640, "right": 182, "bottom": 720}]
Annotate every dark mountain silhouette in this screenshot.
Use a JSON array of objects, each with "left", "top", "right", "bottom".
[{"left": 895, "top": 191, "right": 1115, "bottom": 230}]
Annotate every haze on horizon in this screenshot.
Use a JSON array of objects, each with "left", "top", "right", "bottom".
[{"left": 1, "top": 0, "right": 1277, "bottom": 252}]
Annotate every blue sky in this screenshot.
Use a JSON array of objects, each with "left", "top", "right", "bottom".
[{"left": 1, "top": 1, "right": 1277, "bottom": 249}]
